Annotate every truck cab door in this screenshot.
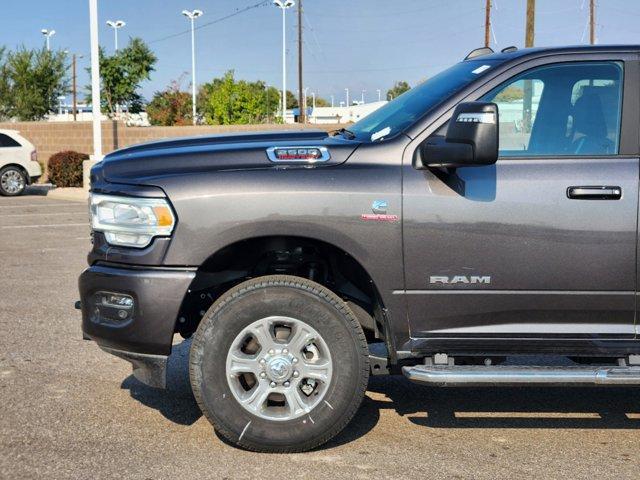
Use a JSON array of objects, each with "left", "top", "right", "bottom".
[{"left": 401, "top": 56, "right": 640, "bottom": 348}]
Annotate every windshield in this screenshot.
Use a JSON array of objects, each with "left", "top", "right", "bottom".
[{"left": 347, "top": 60, "right": 501, "bottom": 142}]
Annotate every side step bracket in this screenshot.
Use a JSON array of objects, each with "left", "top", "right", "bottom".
[{"left": 403, "top": 364, "right": 640, "bottom": 387}]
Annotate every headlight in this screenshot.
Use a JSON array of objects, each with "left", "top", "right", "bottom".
[{"left": 90, "top": 194, "right": 176, "bottom": 248}]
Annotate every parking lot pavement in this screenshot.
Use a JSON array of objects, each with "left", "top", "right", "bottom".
[{"left": 1, "top": 192, "right": 639, "bottom": 480}]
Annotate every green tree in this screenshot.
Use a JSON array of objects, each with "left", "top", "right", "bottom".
[
  {"left": 494, "top": 86, "right": 524, "bottom": 103},
  {"left": 200, "top": 70, "right": 281, "bottom": 125},
  {"left": 306, "top": 95, "right": 329, "bottom": 108},
  {"left": 0, "top": 47, "right": 10, "bottom": 119},
  {"left": 0, "top": 46, "right": 68, "bottom": 121},
  {"left": 87, "top": 37, "right": 156, "bottom": 115},
  {"left": 146, "top": 79, "right": 192, "bottom": 126},
  {"left": 285, "top": 90, "right": 298, "bottom": 109},
  {"left": 387, "top": 80, "right": 410, "bottom": 100}
]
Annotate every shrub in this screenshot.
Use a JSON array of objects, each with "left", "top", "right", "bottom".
[{"left": 47, "top": 150, "right": 89, "bottom": 188}]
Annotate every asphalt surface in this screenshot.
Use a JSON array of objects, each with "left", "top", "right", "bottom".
[{"left": 1, "top": 191, "right": 639, "bottom": 480}]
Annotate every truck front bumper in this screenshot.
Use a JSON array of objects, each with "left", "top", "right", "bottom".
[{"left": 78, "top": 264, "right": 195, "bottom": 388}]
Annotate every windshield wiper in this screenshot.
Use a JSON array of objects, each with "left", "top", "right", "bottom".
[{"left": 330, "top": 128, "right": 356, "bottom": 140}]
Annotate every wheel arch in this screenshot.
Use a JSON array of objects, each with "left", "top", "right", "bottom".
[{"left": 176, "top": 234, "right": 390, "bottom": 344}]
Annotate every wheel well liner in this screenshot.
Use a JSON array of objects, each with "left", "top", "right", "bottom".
[{"left": 176, "top": 235, "right": 387, "bottom": 341}]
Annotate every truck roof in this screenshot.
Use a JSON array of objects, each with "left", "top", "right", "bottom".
[{"left": 466, "top": 44, "right": 640, "bottom": 62}]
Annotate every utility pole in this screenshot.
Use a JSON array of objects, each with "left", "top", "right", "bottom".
[
  {"left": 525, "top": 0, "right": 535, "bottom": 48},
  {"left": 589, "top": 0, "right": 596, "bottom": 45},
  {"left": 523, "top": 0, "right": 535, "bottom": 134},
  {"left": 72, "top": 54, "right": 78, "bottom": 121},
  {"left": 484, "top": 0, "right": 491, "bottom": 48},
  {"left": 297, "top": 0, "right": 305, "bottom": 123}
]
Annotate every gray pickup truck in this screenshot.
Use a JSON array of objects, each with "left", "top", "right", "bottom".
[{"left": 79, "top": 45, "right": 640, "bottom": 452}]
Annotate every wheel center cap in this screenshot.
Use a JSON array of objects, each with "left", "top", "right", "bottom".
[{"left": 266, "top": 356, "right": 292, "bottom": 381}]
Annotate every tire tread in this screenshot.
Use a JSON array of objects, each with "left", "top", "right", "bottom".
[{"left": 189, "top": 274, "right": 370, "bottom": 453}]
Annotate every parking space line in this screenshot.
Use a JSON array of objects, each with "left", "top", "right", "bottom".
[
  {"left": 0, "top": 203, "right": 85, "bottom": 208},
  {"left": 1, "top": 212, "right": 87, "bottom": 217},
  {"left": 0, "top": 223, "right": 87, "bottom": 229}
]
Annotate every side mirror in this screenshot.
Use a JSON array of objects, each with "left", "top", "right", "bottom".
[{"left": 418, "top": 102, "right": 499, "bottom": 169}]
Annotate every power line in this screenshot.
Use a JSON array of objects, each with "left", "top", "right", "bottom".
[
  {"left": 306, "top": 7, "right": 483, "bottom": 34},
  {"left": 606, "top": 6, "right": 640, "bottom": 17},
  {"left": 148, "top": 1, "right": 271, "bottom": 45},
  {"left": 302, "top": 11, "right": 326, "bottom": 63},
  {"left": 310, "top": 2, "right": 443, "bottom": 19}
]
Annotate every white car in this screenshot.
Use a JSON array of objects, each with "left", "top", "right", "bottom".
[{"left": 0, "top": 129, "right": 42, "bottom": 196}]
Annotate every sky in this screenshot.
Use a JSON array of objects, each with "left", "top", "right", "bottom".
[{"left": 1, "top": 0, "right": 639, "bottom": 105}]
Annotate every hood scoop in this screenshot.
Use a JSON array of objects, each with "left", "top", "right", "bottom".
[
  {"left": 97, "top": 130, "right": 360, "bottom": 183},
  {"left": 266, "top": 146, "right": 331, "bottom": 163}
]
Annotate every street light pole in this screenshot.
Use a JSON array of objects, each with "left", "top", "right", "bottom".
[
  {"left": 73, "top": 54, "right": 78, "bottom": 121},
  {"left": 303, "top": 87, "right": 308, "bottom": 119},
  {"left": 345, "top": 88, "right": 349, "bottom": 106},
  {"left": 361, "top": 90, "right": 366, "bottom": 104},
  {"left": 89, "top": 0, "right": 102, "bottom": 161},
  {"left": 58, "top": 96, "right": 66, "bottom": 115},
  {"left": 376, "top": 89, "right": 381, "bottom": 102},
  {"left": 106, "top": 20, "right": 126, "bottom": 51},
  {"left": 273, "top": 0, "right": 295, "bottom": 122},
  {"left": 182, "top": 9, "right": 203, "bottom": 126},
  {"left": 41, "top": 29, "right": 56, "bottom": 51},
  {"left": 310, "top": 91, "right": 316, "bottom": 123}
]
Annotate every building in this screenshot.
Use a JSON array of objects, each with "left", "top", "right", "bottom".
[
  {"left": 287, "top": 100, "right": 388, "bottom": 124},
  {"left": 45, "top": 103, "right": 149, "bottom": 126}
]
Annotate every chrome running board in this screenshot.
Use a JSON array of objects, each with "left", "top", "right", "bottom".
[{"left": 403, "top": 364, "right": 640, "bottom": 387}]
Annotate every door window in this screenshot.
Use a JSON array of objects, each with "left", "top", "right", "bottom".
[{"left": 482, "top": 62, "right": 623, "bottom": 157}]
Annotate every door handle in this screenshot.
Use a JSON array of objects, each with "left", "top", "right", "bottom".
[{"left": 567, "top": 186, "right": 622, "bottom": 200}]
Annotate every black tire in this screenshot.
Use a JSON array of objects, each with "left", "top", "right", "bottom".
[
  {"left": 0, "top": 166, "right": 27, "bottom": 196},
  {"left": 189, "top": 275, "right": 369, "bottom": 452}
]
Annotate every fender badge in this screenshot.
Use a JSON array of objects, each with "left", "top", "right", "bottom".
[
  {"left": 361, "top": 214, "right": 399, "bottom": 222},
  {"left": 371, "top": 200, "right": 388, "bottom": 214},
  {"left": 361, "top": 200, "right": 397, "bottom": 222}
]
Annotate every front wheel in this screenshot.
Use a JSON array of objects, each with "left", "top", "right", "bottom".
[{"left": 189, "top": 275, "right": 369, "bottom": 452}]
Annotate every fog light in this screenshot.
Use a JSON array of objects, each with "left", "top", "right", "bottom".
[
  {"left": 101, "top": 293, "right": 134, "bottom": 308},
  {"left": 91, "top": 291, "right": 135, "bottom": 325}
]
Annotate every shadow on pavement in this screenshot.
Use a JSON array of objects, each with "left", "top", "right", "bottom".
[
  {"left": 23, "top": 185, "right": 53, "bottom": 196},
  {"left": 121, "top": 339, "right": 202, "bottom": 426},
  {"left": 122, "top": 345, "right": 640, "bottom": 449},
  {"left": 366, "top": 375, "right": 640, "bottom": 430},
  {"left": 121, "top": 337, "right": 382, "bottom": 446}
]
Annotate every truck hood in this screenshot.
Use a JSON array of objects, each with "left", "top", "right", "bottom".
[{"left": 93, "top": 130, "right": 360, "bottom": 184}]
